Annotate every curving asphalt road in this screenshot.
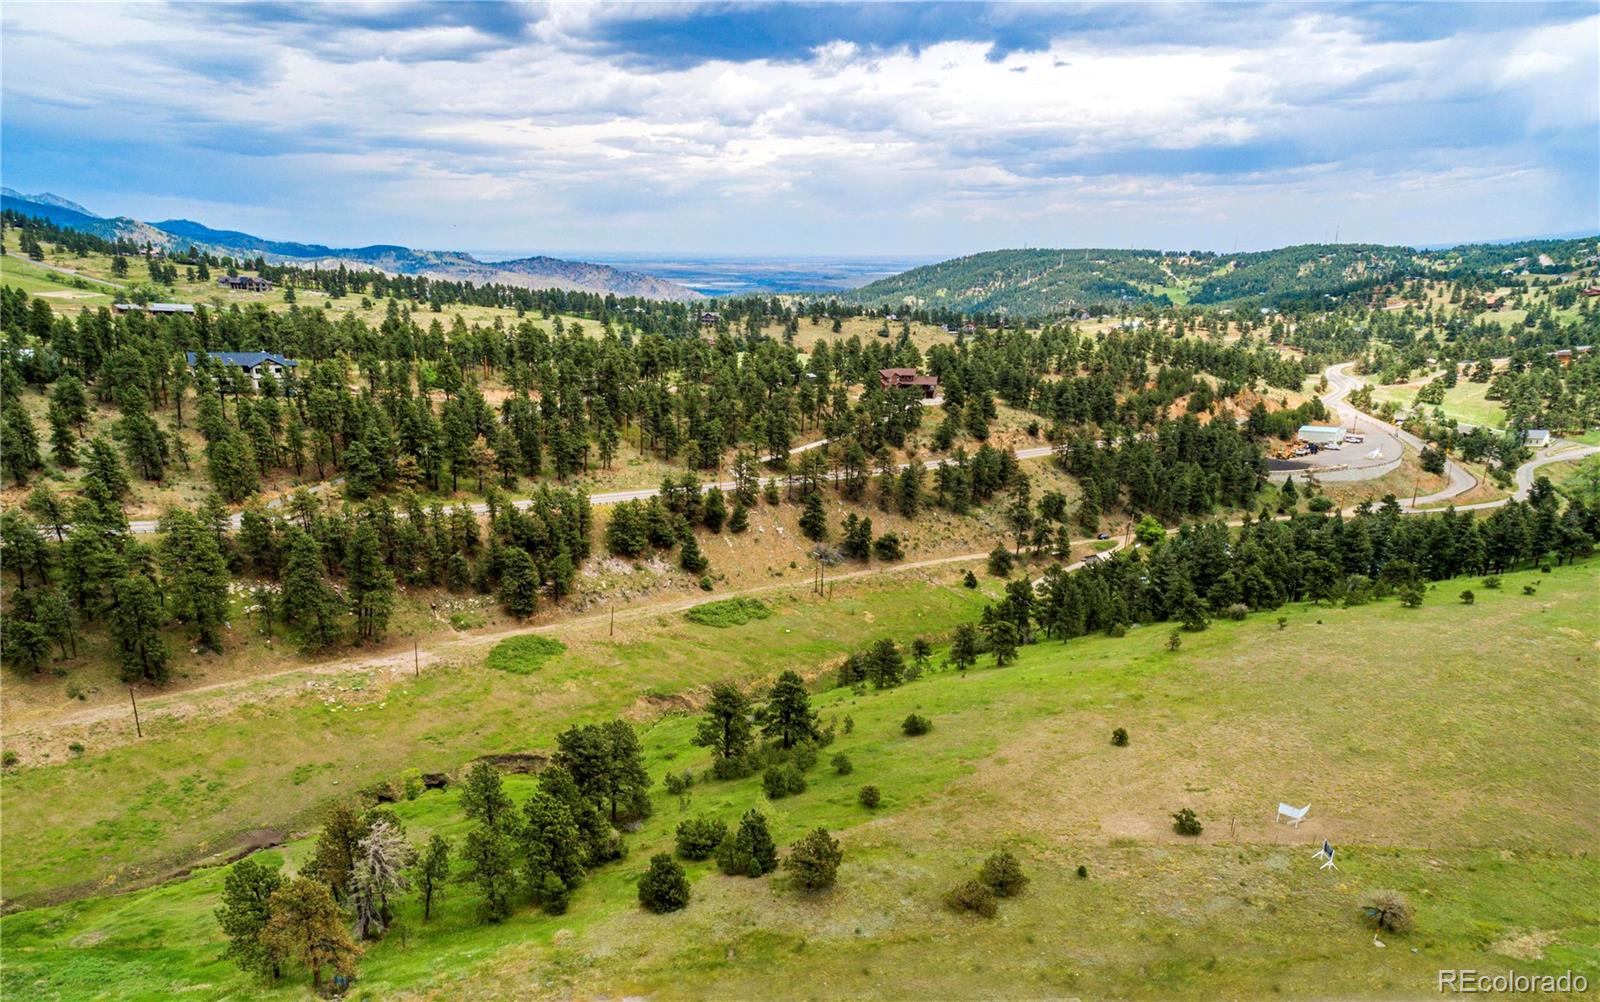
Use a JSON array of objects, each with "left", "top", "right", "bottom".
[{"left": 1322, "top": 362, "right": 1596, "bottom": 510}]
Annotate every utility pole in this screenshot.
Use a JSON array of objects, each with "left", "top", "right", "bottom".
[
  {"left": 413, "top": 638, "right": 420, "bottom": 678},
  {"left": 610, "top": 604, "right": 615, "bottom": 638},
  {"left": 128, "top": 686, "right": 142, "bottom": 738}
]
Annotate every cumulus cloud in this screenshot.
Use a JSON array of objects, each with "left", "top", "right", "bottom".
[{"left": 1, "top": 1, "right": 1594, "bottom": 254}]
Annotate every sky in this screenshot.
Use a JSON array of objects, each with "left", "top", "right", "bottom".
[{"left": 2, "top": 1, "right": 1597, "bottom": 257}]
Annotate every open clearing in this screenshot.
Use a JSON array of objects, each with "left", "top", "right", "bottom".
[{"left": 2, "top": 561, "right": 1595, "bottom": 1000}]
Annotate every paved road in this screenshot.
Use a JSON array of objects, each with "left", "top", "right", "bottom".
[
  {"left": 1324, "top": 362, "right": 1597, "bottom": 509},
  {"left": 1315, "top": 363, "right": 1482, "bottom": 506}
]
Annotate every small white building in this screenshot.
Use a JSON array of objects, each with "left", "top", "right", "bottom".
[
  {"left": 1297, "top": 424, "right": 1346, "bottom": 447},
  {"left": 1523, "top": 429, "right": 1551, "bottom": 449}
]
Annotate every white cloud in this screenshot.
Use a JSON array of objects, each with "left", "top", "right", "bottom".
[{"left": 1, "top": 2, "right": 1594, "bottom": 253}]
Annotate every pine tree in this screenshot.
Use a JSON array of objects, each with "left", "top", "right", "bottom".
[
  {"left": 158, "top": 508, "right": 231, "bottom": 653},
  {"left": 412, "top": 834, "right": 450, "bottom": 921},
  {"left": 716, "top": 809, "right": 778, "bottom": 877},
  {"left": 261, "top": 877, "right": 359, "bottom": 992},
  {"left": 1, "top": 403, "right": 41, "bottom": 487},
  {"left": 866, "top": 638, "right": 905, "bottom": 689},
  {"left": 693, "top": 682, "right": 754, "bottom": 761},
  {"left": 554, "top": 720, "right": 653, "bottom": 823},
  {"left": 84, "top": 435, "right": 131, "bottom": 499},
  {"left": 799, "top": 490, "right": 828, "bottom": 541},
  {"left": 345, "top": 520, "right": 395, "bottom": 643},
  {"left": 215, "top": 858, "right": 285, "bottom": 981},
  {"left": 280, "top": 528, "right": 343, "bottom": 650},
  {"left": 518, "top": 792, "right": 584, "bottom": 911},
  {"left": 111, "top": 574, "right": 169, "bottom": 684},
  {"left": 498, "top": 545, "right": 539, "bottom": 618},
  {"left": 759, "top": 670, "right": 820, "bottom": 749}
]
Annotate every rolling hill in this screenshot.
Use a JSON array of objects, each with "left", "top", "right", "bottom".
[
  {"left": 840, "top": 237, "right": 1598, "bottom": 314},
  {"left": 1, "top": 191, "right": 702, "bottom": 301}
]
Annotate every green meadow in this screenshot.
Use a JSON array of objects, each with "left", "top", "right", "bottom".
[{"left": 3, "top": 561, "right": 1596, "bottom": 1000}]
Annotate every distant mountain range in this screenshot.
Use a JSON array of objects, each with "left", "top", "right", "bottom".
[{"left": 1, "top": 189, "right": 703, "bottom": 301}]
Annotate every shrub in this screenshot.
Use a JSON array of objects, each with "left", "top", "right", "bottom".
[
  {"left": 401, "top": 767, "right": 424, "bottom": 801},
  {"left": 1111, "top": 727, "right": 1129, "bottom": 747},
  {"left": 1522, "top": 584, "right": 1538, "bottom": 596},
  {"left": 872, "top": 533, "right": 905, "bottom": 561},
  {"left": 698, "top": 575, "right": 713, "bottom": 591},
  {"left": 484, "top": 635, "right": 566, "bottom": 674},
  {"left": 539, "top": 871, "right": 571, "bottom": 915},
  {"left": 1482, "top": 575, "right": 1502, "bottom": 589},
  {"left": 1165, "top": 629, "right": 1182, "bottom": 652},
  {"left": 1, "top": 750, "right": 17, "bottom": 769},
  {"left": 762, "top": 763, "right": 807, "bottom": 800},
  {"left": 1225, "top": 603, "right": 1249, "bottom": 621},
  {"left": 710, "top": 755, "right": 754, "bottom": 781},
  {"left": 675, "top": 816, "right": 728, "bottom": 861},
  {"left": 716, "top": 810, "right": 779, "bottom": 877},
  {"left": 831, "top": 752, "right": 853, "bottom": 775},
  {"left": 664, "top": 770, "right": 695, "bottom": 796},
  {"left": 684, "top": 597, "right": 771, "bottom": 628},
  {"left": 978, "top": 851, "right": 1029, "bottom": 897},
  {"left": 1171, "top": 808, "right": 1203, "bottom": 836},
  {"left": 792, "top": 741, "right": 820, "bottom": 771},
  {"left": 1277, "top": 616, "right": 1288, "bottom": 630},
  {"left": 943, "top": 879, "right": 998, "bottom": 918},
  {"left": 901, "top": 713, "right": 932, "bottom": 736},
  {"left": 1362, "top": 889, "right": 1415, "bottom": 933},
  {"left": 987, "top": 546, "right": 1013, "bottom": 577},
  {"left": 1459, "top": 589, "right": 1475, "bottom": 605},
  {"left": 1107, "top": 622, "right": 1128, "bottom": 638},
  {"left": 65, "top": 682, "right": 86, "bottom": 701},
  {"left": 858, "top": 785, "right": 881, "bottom": 809},
  {"left": 1398, "top": 581, "right": 1425, "bottom": 607},
  {"left": 1308, "top": 495, "right": 1334, "bottom": 512},
  {"left": 842, "top": 715, "right": 855, "bottom": 735},
  {"left": 784, "top": 827, "right": 843, "bottom": 891},
  {"left": 68, "top": 742, "right": 84, "bottom": 756},
  {"left": 638, "top": 853, "right": 691, "bottom": 913},
  {"left": 962, "top": 570, "right": 978, "bottom": 589},
  {"left": 1076, "top": 864, "right": 1088, "bottom": 879}
]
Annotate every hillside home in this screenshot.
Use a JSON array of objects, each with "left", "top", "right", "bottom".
[
  {"left": 185, "top": 350, "right": 297, "bottom": 389},
  {"left": 879, "top": 367, "right": 939, "bottom": 398},
  {"left": 1523, "top": 429, "right": 1551, "bottom": 449},
  {"left": 217, "top": 275, "right": 274, "bottom": 292}
]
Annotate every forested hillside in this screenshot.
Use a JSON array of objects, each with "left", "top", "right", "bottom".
[{"left": 843, "top": 238, "right": 1600, "bottom": 315}]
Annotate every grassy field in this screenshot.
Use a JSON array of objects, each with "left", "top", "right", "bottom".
[
  {"left": 0, "top": 573, "right": 1002, "bottom": 906},
  {"left": 0, "top": 252, "right": 120, "bottom": 305},
  {"left": 2, "top": 561, "right": 1595, "bottom": 999},
  {"left": 1364, "top": 374, "right": 1508, "bottom": 430}
]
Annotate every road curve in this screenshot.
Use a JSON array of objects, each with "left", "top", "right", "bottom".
[{"left": 1320, "top": 363, "right": 1480, "bottom": 507}]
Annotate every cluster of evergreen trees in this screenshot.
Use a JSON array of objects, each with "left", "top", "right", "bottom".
[
  {"left": 215, "top": 717, "right": 644, "bottom": 990},
  {"left": 988, "top": 486, "right": 1598, "bottom": 650}
]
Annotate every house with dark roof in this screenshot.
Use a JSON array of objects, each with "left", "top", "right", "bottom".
[
  {"left": 879, "top": 367, "right": 939, "bottom": 398},
  {"left": 217, "top": 275, "right": 274, "bottom": 292},
  {"left": 186, "top": 350, "right": 297, "bottom": 389}
]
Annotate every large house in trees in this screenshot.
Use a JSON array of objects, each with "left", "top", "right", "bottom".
[
  {"left": 879, "top": 367, "right": 939, "bottom": 398},
  {"left": 217, "top": 275, "right": 274, "bottom": 292},
  {"left": 185, "top": 350, "right": 297, "bottom": 389}
]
